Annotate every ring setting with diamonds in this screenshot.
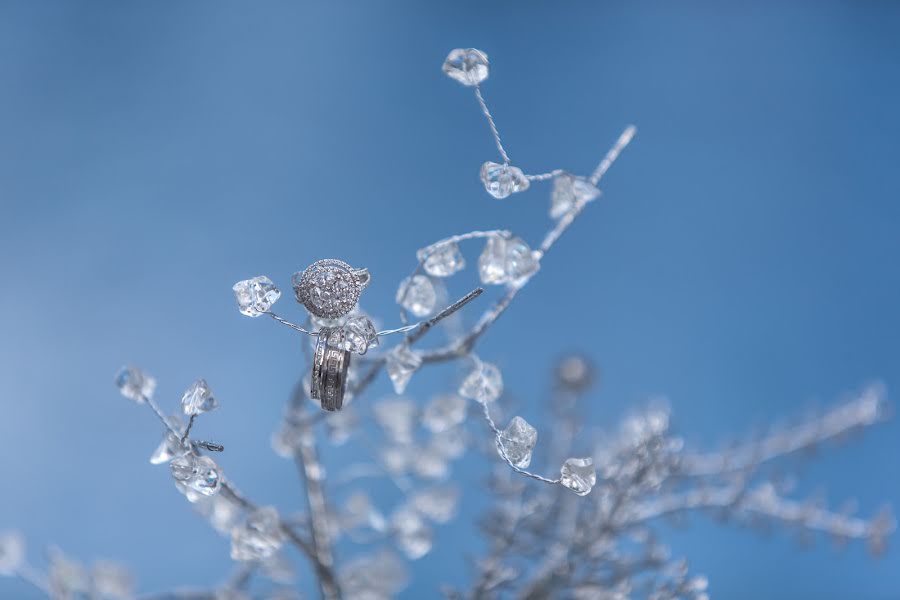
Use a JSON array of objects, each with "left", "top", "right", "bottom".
[{"left": 292, "top": 259, "right": 371, "bottom": 320}]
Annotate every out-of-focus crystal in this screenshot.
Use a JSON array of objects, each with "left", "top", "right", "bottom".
[
  {"left": 233, "top": 275, "right": 281, "bottom": 317},
  {"left": 555, "top": 354, "right": 596, "bottom": 392},
  {"left": 386, "top": 345, "right": 422, "bottom": 394},
  {"left": 342, "top": 492, "right": 387, "bottom": 534},
  {"left": 374, "top": 397, "right": 418, "bottom": 444},
  {"left": 430, "top": 428, "right": 467, "bottom": 460},
  {"left": 231, "top": 506, "right": 284, "bottom": 562},
  {"left": 480, "top": 161, "right": 530, "bottom": 199},
  {"left": 411, "top": 486, "right": 460, "bottom": 524},
  {"left": 115, "top": 366, "right": 156, "bottom": 404},
  {"left": 498, "top": 416, "right": 537, "bottom": 468},
  {"left": 326, "top": 408, "right": 358, "bottom": 446},
  {"left": 194, "top": 494, "right": 241, "bottom": 535},
  {"left": 560, "top": 457, "right": 596, "bottom": 496},
  {"left": 422, "top": 394, "right": 467, "bottom": 433},
  {"left": 342, "top": 315, "right": 379, "bottom": 355},
  {"left": 413, "top": 446, "right": 449, "bottom": 480},
  {"left": 550, "top": 173, "right": 601, "bottom": 219},
  {"left": 181, "top": 378, "right": 218, "bottom": 416},
  {"left": 261, "top": 551, "right": 296, "bottom": 585},
  {"left": 391, "top": 506, "right": 433, "bottom": 560},
  {"left": 0, "top": 531, "right": 25, "bottom": 576},
  {"left": 459, "top": 362, "right": 503, "bottom": 403},
  {"left": 396, "top": 275, "right": 436, "bottom": 317},
  {"left": 340, "top": 550, "right": 409, "bottom": 600},
  {"left": 442, "top": 48, "right": 489, "bottom": 86},
  {"left": 150, "top": 416, "right": 186, "bottom": 464},
  {"left": 170, "top": 454, "right": 221, "bottom": 497},
  {"left": 90, "top": 561, "right": 134, "bottom": 600},
  {"left": 381, "top": 444, "right": 412, "bottom": 477},
  {"left": 48, "top": 547, "right": 88, "bottom": 599},
  {"left": 478, "top": 235, "right": 540, "bottom": 286},
  {"left": 417, "top": 241, "right": 465, "bottom": 277}
]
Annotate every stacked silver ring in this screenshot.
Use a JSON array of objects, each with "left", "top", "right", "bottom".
[{"left": 311, "top": 327, "right": 351, "bottom": 412}]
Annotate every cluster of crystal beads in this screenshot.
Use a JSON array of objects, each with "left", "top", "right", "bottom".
[
  {"left": 396, "top": 275, "right": 437, "bottom": 317},
  {"left": 499, "top": 416, "right": 538, "bottom": 468},
  {"left": 550, "top": 172, "right": 601, "bottom": 219},
  {"left": 478, "top": 234, "right": 540, "bottom": 286},
  {"left": 115, "top": 366, "right": 156, "bottom": 404},
  {"left": 560, "top": 457, "right": 596, "bottom": 496},
  {"left": 459, "top": 362, "right": 503, "bottom": 403},
  {"left": 170, "top": 454, "right": 221, "bottom": 497},
  {"left": 480, "top": 161, "right": 530, "bottom": 199},
  {"left": 181, "top": 378, "right": 218, "bottom": 416},
  {"left": 417, "top": 240, "right": 466, "bottom": 277},
  {"left": 442, "top": 48, "right": 489, "bottom": 86},
  {"left": 230, "top": 506, "right": 284, "bottom": 561},
  {"left": 292, "top": 259, "right": 370, "bottom": 319},
  {"left": 232, "top": 275, "right": 281, "bottom": 317},
  {"left": 386, "top": 345, "right": 422, "bottom": 394}
]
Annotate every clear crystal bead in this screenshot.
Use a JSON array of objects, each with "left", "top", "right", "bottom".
[
  {"left": 396, "top": 275, "right": 437, "bottom": 317},
  {"left": 194, "top": 494, "right": 241, "bottom": 535},
  {"left": 48, "top": 547, "right": 88, "bottom": 598},
  {"left": 442, "top": 48, "right": 489, "bottom": 86},
  {"left": 170, "top": 454, "right": 221, "bottom": 497},
  {"left": 232, "top": 275, "right": 281, "bottom": 317},
  {"left": 381, "top": 444, "right": 412, "bottom": 476},
  {"left": 480, "top": 161, "right": 530, "bottom": 199},
  {"left": 231, "top": 506, "right": 284, "bottom": 561},
  {"left": 411, "top": 486, "right": 460, "bottom": 524},
  {"left": 150, "top": 416, "right": 186, "bottom": 464},
  {"left": 181, "top": 378, "right": 218, "bottom": 416},
  {"left": 422, "top": 394, "right": 467, "bottom": 433},
  {"left": 550, "top": 173, "right": 601, "bottom": 219},
  {"left": 374, "top": 397, "right": 418, "bottom": 444},
  {"left": 261, "top": 551, "right": 296, "bottom": 585},
  {"left": 560, "top": 457, "right": 596, "bottom": 496},
  {"left": 386, "top": 345, "right": 422, "bottom": 394},
  {"left": 114, "top": 366, "right": 155, "bottom": 404},
  {"left": 271, "top": 420, "right": 302, "bottom": 458},
  {"left": 326, "top": 408, "right": 358, "bottom": 446},
  {"left": 342, "top": 492, "right": 387, "bottom": 534},
  {"left": 0, "top": 531, "right": 25, "bottom": 576},
  {"left": 459, "top": 362, "right": 503, "bottom": 403},
  {"left": 430, "top": 428, "right": 467, "bottom": 460},
  {"left": 413, "top": 446, "right": 449, "bottom": 480},
  {"left": 478, "top": 235, "right": 540, "bottom": 286},
  {"left": 342, "top": 315, "right": 379, "bottom": 355},
  {"left": 90, "top": 561, "right": 134, "bottom": 600},
  {"left": 340, "top": 550, "right": 409, "bottom": 600},
  {"left": 417, "top": 241, "right": 465, "bottom": 277},
  {"left": 499, "top": 416, "right": 538, "bottom": 468},
  {"left": 391, "top": 505, "right": 433, "bottom": 560}
]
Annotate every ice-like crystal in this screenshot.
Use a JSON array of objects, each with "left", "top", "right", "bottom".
[
  {"left": 48, "top": 547, "right": 87, "bottom": 599},
  {"left": 430, "top": 428, "right": 467, "bottom": 460},
  {"left": 342, "top": 315, "right": 379, "bottom": 355},
  {"left": 170, "top": 454, "right": 221, "bottom": 497},
  {"left": 231, "top": 506, "right": 284, "bottom": 561},
  {"left": 422, "top": 394, "right": 467, "bottom": 433},
  {"left": 181, "top": 378, "right": 218, "bottom": 415},
  {"left": 381, "top": 444, "right": 412, "bottom": 476},
  {"left": 442, "top": 48, "right": 489, "bottom": 86},
  {"left": 498, "top": 416, "right": 538, "bottom": 468},
  {"left": 195, "top": 493, "right": 241, "bottom": 535},
  {"left": 459, "top": 362, "right": 503, "bottom": 403},
  {"left": 271, "top": 420, "right": 301, "bottom": 459},
  {"left": 480, "top": 161, "right": 530, "bottom": 199},
  {"left": 417, "top": 241, "right": 466, "bottom": 277},
  {"left": 411, "top": 486, "right": 460, "bottom": 524},
  {"left": 326, "top": 408, "right": 358, "bottom": 446},
  {"left": 391, "top": 505, "right": 433, "bottom": 560},
  {"left": 233, "top": 275, "right": 281, "bottom": 317},
  {"left": 396, "top": 275, "right": 437, "bottom": 317},
  {"left": 150, "top": 416, "right": 186, "bottom": 464},
  {"left": 374, "top": 397, "right": 418, "bottom": 444},
  {"left": 0, "top": 531, "right": 25, "bottom": 576},
  {"left": 233, "top": 513, "right": 284, "bottom": 562},
  {"left": 478, "top": 235, "right": 540, "bottom": 286},
  {"left": 261, "top": 551, "right": 296, "bottom": 585},
  {"left": 114, "top": 366, "right": 156, "bottom": 404},
  {"left": 340, "top": 550, "right": 409, "bottom": 600},
  {"left": 386, "top": 345, "right": 422, "bottom": 394},
  {"left": 90, "top": 561, "right": 134, "bottom": 600},
  {"left": 560, "top": 457, "right": 596, "bottom": 496},
  {"left": 342, "top": 492, "right": 387, "bottom": 533},
  {"left": 550, "top": 172, "right": 601, "bottom": 219},
  {"left": 413, "top": 446, "right": 449, "bottom": 480}
]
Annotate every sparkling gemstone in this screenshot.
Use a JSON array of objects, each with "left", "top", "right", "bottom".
[
  {"left": 292, "top": 259, "right": 369, "bottom": 320},
  {"left": 170, "top": 454, "right": 221, "bottom": 497},
  {"left": 231, "top": 506, "right": 284, "bottom": 562},
  {"left": 0, "top": 531, "right": 25, "bottom": 576},
  {"left": 386, "top": 345, "right": 422, "bottom": 394},
  {"left": 498, "top": 416, "right": 538, "bottom": 468},
  {"left": 340, "top": 550, "right": 409, "bottom": 600},
  {"left": 422, "top": 394, "right": 467, "bottom": 433},
  {"left": 114, "top": 366, "right": 156, "bottom": 404},
  {"left": 343, "top": 315, "right": 379, "bottom": 355},
  {"left": 181, "top": 378, "right": 218, "bottom": 416},
  {"left": 459, "top": 362, "right": 503, "bottom": 403},
  {"left": 90, "top": 561, "right": 134, "bottom": 600},
  {"left": 560, "top": 457, "right": 596, "bottom": 496},
  {"left": 480, "top": 161, "right": 530, "bottom": 199},
  {"left": 232, "top": 275, "right": 281, "bottom": 317},
  {"left": 391, "top": 506, "right": 433, "bottom": 560},
  {"left": 150, "top": 416, "right": 186, "bottom": 464},
  {"left": 411, "top": 486, "right": 460, "bottom": 524},
  {"left": 396, "top": 275, "right": 437, "bottom": 317},
  {"left": 550, "top": 173, "right": 601, "bottom": 219},
  {"left": 374, "top": 397, "right": 418, "bottom": 444},
  {"left": 478, "top": 235, "right": 540, "bottom": 286},
  {"left": 442, "top": 48, "right": 489, "bottom": 86},
  {"left": 417, "top": 241, "right": 466, "bottom": 277}
]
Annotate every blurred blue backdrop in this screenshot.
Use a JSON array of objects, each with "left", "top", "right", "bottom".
[{"left": 1, "top": 1, "right": 898, "bottom": 598}]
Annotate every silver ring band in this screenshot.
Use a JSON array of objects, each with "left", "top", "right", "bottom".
[{"left": 311, "top": 328, "right": 351, "bottom": 411}]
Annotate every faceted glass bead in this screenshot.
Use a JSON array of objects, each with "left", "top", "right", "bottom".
[
  {"left": 231, "top": 506, "right": 284, "bottom": 562},
  {"left": 181, "top": 378, "right": 218, "bottom": 416},
  {"left": 498, "top": 416, "right": 538, "bottom": 468},
  {"left": 170, "top": 454, "right": 221, "bottom": 497},
  {"left": 478, "top": 235, "right": 540, "bottom": 286},
  {"left": 459, "top": 362, "right": 503, "bottom": 404},
  {"left": 396, "top": 275, "right": 437, "bottom": 317},
  {"left": 417, "top": 241, "right": 465, "bottom": 277},
  {"left": 480, "top": 161, "right": 530, "bottom": 199},
  {"left": 550, "top": 173, "right": 601, "bottom": 219},
  {"left": 0, "top": 531, "right": 25, "bottom": 576},
  {"left": 232, "top": 275, "right": 281, "bottom": 317},
  {"left": 391, "top": 506, "right": 433, "bottom": 560},
  {"left": 442, "top": 48, "right": 489, "bottom": 86},
  {"left": 422, "top": 394, "right": 467, "bottom": 433},
  {"left": 150, "top": 416, "right": 186, "bottom": 464},
  {"left": 374, "top": 397, "right": 418, "bottom": 444},
  {"left": 560, "top": 457, "right": 596, "bottom": 496},
  {"left": 342, "top": 315, "right": 379, "bottom": 355},
  {"left": 115, "top": 366, "right": 156, "bottom": 404},
  {"left": 386, "top": 345, "right": 422, "bottom": 394}
]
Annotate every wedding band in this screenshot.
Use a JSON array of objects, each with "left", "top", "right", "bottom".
[{"left": 311, "top": 328, "right": 351, "bottom": 411}]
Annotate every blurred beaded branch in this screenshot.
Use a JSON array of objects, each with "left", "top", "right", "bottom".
[{"left": 1, "top": 48, "right": 893, "bottom": 600}]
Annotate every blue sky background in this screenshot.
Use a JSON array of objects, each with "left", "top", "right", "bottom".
[{"left": 1, "top": 1, "right": 898, "bottom": 598}]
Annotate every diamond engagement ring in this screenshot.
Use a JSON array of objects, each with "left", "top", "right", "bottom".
[
  {"left": 311, "top": 327, "right": 351, "bottom": 412},
  {"left": 292, "top": 259, "right": 371, "bottom": 319}
]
